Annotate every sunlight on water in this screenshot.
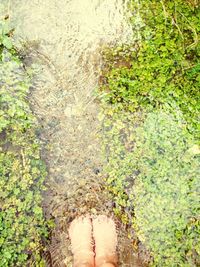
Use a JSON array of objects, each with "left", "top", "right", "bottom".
[{"left": 8, "top": 0, "right": 132, "bottom": 66}]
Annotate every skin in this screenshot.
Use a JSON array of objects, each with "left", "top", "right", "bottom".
[
  {"left": 100, "top": 264, "right": 115, "bottom": 267},
  {"left": 68, "top": 216, "right": 95, "bottom": 267},
  {"left": 68, "top": 215, "right": 118, "bottom": 267}
]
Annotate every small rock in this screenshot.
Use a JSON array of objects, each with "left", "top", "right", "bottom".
[
  {"left": 64, "top": 106, "right": 72, "bottom": 117},
  {"left": 79, "top": 179, "right": 87, "bottom": 186},
  {"left": 93, "top": 168, "right": 100, "bottom": 174},
  {"left": 91, "top": 208, "right": 97, "bottom": 214}
]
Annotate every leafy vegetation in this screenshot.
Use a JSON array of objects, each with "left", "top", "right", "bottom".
[
  {"left": 102, "top": 110, "right": 200, "bottom": 266},
  {"left": 0, "top": 18, "right": 48, "bottom": 266},
  {"left": 132, "top": 112, "right": 200, "bottom": 266},
  {"left": 99, "top": 0, "right": 200, "bottom": 266},
  {"left": 100, "top": 0, "right": 200, "bottom": 139}
]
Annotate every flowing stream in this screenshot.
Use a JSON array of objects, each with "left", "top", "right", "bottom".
[{"left": 1, "top": 1, "right": 144, "bottom": 266}]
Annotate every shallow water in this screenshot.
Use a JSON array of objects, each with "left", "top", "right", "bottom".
[{"left": 1, "top": 1, "right": 144, "bottom": 266}]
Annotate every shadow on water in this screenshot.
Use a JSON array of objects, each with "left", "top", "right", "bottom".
[{"left": 1, "top": 1, "right": 146, "bottom": 266}]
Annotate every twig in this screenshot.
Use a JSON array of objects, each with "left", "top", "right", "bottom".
[
  {"left": 172, "top": 17, "right": 184, "bottom": 40},
  {"left": 178, "top": 10, "right": 199, "bottom": 49},
  {"left": 160, "top": 0, "right": 168, "bottom": 25},
  {"left": 21, "top": 149, "right": 26, "bottom": 168},
  {"left": 173, "top": 3, "right": 184, "bottom": 41}
]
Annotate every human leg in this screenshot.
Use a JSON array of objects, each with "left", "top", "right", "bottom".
[
  {"left": 68, "top": 216, "right": 95, "bottom": 267},
  {"left": 97, "top": 263, "right": 116, "bottom": 267},
  {"left": 93, "top": 215, "right": 118, "bottom": 267}
]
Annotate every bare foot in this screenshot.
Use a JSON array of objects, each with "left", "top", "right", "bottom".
[
  {"left": 93, "top": 215, "right": 118, "bottom": 267},
  {"left": 69, "top": 216, "right": 95, "bottom": 267}
]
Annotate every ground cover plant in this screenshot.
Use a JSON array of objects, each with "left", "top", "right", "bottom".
[
  {"left": 0, "top": 17, "right": 48, "bottom": 266},
  {"left": 99, "top": 0, "right": 200, "bottom": 266}
]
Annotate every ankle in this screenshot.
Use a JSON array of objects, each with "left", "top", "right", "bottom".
[
  {"left": 95, "top": 254, "right": 117, "bottom": 267},
  {"left": 98, "top": 263, "right": 116, "bottom": 267},
  {"left": 75, "top": 263, "right": 94, "bottom": 267},
  {"left": 74, "top": 258, "right": 94, "bottom": 267}
]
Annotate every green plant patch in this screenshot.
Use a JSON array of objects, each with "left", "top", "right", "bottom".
[
  {"left": 99, "top": 0, "right": 200, "bottom": 266},
  {"left": 100, "top": 0, "right": 200, "bottom": 140},
  {"left": 132, "top": 112, "right": 200, "bottom": 266},
  {"left": 0, "top": 18, "right": 48, "bottom": 266},
  {"left": 100, "top": 109, "right": 200, "bottom": 266}
]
